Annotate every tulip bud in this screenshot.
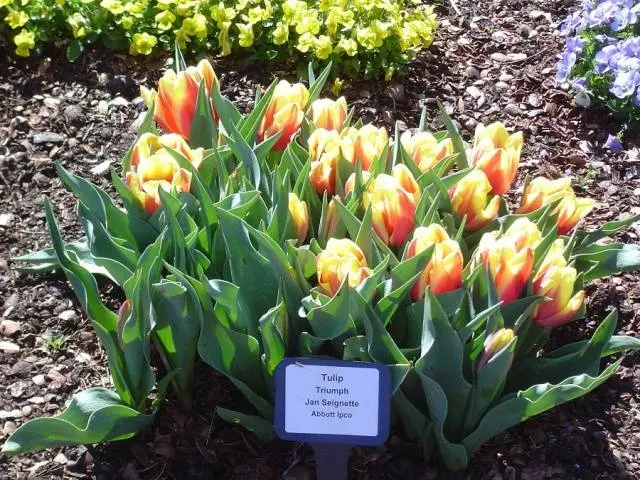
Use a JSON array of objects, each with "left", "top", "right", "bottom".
[
  {"left": 477, "top": 328, "right": 515, "bottom": 371},
  {"left": 340, "top": 124, "right": 388, "bottom": 171},
  {"left": 400, "top": 130, "right": 453, "bottom": 172},
  {"left": 368, "top": 173, "right": 417, "bottom": 247},
  {"left": 407, "top": 225, "right": 463, "bottom": 300},
  {"left": 476, "top": 232, "right": 534, "bottom": 303},
  {"left": 258, "top": 80, "right": 309, "bottom": 151},
  {"left": 288, "top": 193, "right": 309, "bottom": 244},
  {"left": 316, "top": 238, "right": 372, "bottom": 296},
  {"left": 308, "top": 128, "right": 342, "bottom": 195},
  {"left": 449, "top": 169, "right": 500, "bottom": 231},
  {"left": 116, "top": 300, "right": 132, "bottom": 348},
  {"left": 154, "top": 59, "right": 219, "bottom": 139},
  {"left": 309, "top": 97, "right": 348, "bottom": 131},
  {"left": 140, "top": 85, "right": 157, "bottom": 108},
  {"left": 470, "top": 122, "right": 523, "bottom": 195},
  {"left": 531, "top": 239, "right": 584, "bottom": 327},
  {"left": 517, "top": 177, "right": 594, "bottom": 234},
  {"left": 503, "top": 217, "right": 542, "bottom": 251},
  {"left": 322, "top": 199, "right": 341, "bottom": 239}
]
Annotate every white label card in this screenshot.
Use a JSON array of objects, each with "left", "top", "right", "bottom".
[{"left": 283, "top": 363, "right": 380, "bottom": 437}]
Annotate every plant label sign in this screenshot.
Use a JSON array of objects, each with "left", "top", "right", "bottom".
[{"left": 274, "top": 358, "right": 391, "bottom": 480}]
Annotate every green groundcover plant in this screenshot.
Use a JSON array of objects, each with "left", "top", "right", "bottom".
[
  {"left": 0, "top": 0, "right": 437, "bottom": 78},
  {"left": 4, "top": 53, "right": 640, "bottom": 471}
]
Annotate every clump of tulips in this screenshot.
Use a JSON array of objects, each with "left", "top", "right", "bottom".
[{"left": 6, "top": 55, "right": 640, "bottom": 473}]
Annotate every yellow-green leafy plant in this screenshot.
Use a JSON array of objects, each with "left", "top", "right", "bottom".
[
  {"left": 0, "top": 0, "right": 437, "bottom": 78},
  {"left": 4, "top": 54, "right": 640, "bottom": 471}
]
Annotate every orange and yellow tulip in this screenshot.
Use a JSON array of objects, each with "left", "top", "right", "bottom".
[
  {"left": 309, "top": 97, "right": 348, "bottom": 131},
  {"left": 532, "top": 240, "right": 584, "bottom": 327},
  {"left": 470, "top": 122, "right": 523, "bottom": 195},
  {"left": 308, "top": 128, "right": 342, "bottom": 195},
  {"left": 400, "top": 130, "right": 453, "bottom": 172},
  {"left": 340, "top": 124, "right": 388, "bottom": 171},
  {"left": 125, "top": 133, "right": 198, "bottom": 214},
  {"left": 406, "top": 224, "right": 463, "bottom": 300},
  {"left": 517, "top": 177, "right": 595, "bottom": 234},
  {"left": 503, "top": 218, "right": 542, "bottom": 252},
  {"left": 476, "top": 232, "right": 534, "bottom": 303},
  {"left": 288, "top": 193, "right": 309, "bottom": 244},
  {"left": 367, "top": 172, "right": 418, "bottom": 247},
  {"left": 131, "top": 132, "right": 204, "bottom": 170},
  {"left": 344, "top": 171, "right": 372, "bottom": 198},
  {"left": 258, "top": 80, "right": 309, "bottom": 151},
  {"left": 154, "top": 59, "right": 218, "bottom": 139},
  {"left": 322, "top": 199, "right": 341, "bottom": 239},
  {"left": 316, "top": 238, "right": 372, "bottom": 296},
  {"left": 449, "top": 169, "right": 500, "bottom": 231}
]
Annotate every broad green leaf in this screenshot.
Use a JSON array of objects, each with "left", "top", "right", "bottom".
[
  {"left": 463, "top": 361, "right": 622, "bottom": 453},
  {"left": 216, "top": 407, "right": 276, "bottom": 443},
  {"left": 437, "top": 101, "right": 468, "bottom": 169},
  {"left": 2, "top": 388, "right": 154, "bottom": 455}
]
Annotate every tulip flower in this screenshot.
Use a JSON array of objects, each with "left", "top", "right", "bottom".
[
  {"left": 131, "top": 133, "right": 204, "bottom": 170},
  {"left": 154, "top": 59, "right": 218, "bottom": 139},
  {"left": 321, "top": 199, "right": 341, "bottom": 239},
  {"left": 477, "top": 328, "right": 515, "bottom": 371},
  {"left": 406, "top": 225, "right": 463, "bottom": 300},
  {"left": 532, "top": 239, "right": 584, "bottom": 327},
  {"left": 344, "top": 171, "right": 372, "bottom": 198},
  {"left": 308, "top": 128, "right": 342, "bottom": 195},
  {"left": 309, "top": 97, "right": 348, "bottom": 131},
  {"left": 125, "top": 134, "right": 195, "bottom": 214},
  {"left": 288, "top": 193, "right": 309, "bottom": 244},
  {"left": 476, "top": 232, "right": 534, "bottom": 303},
  {"left": 316, "top": 238, "right": 372, "bottom": 296},
  {"left": 341, "top": 124, "right": 388, "bottom": 171},
  {"left": 367, "top": 172, "right": 418, "bottom": 247},
  {"left": 449, "top": 170, "right": 500, "bottom": 231},
  {"left": 503, "top": 218, "right": 542, "bottom": 252},
  {"left": 400, "top": 130, "right": 453, "bottom": 172},
  {"left": 470, "top": 122, "right": 523, "bottom": 195},
  {"left": 258, "top": 80, "right": 309, "bottom": 151},
  {"left": 517, "top": 177, "right": 595, "bottom": 234}
]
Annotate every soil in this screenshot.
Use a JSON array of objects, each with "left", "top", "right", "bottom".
[{"left": 1, "top": 0, "right": 640, "bottom": 479}]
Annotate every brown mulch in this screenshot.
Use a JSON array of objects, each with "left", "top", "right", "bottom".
[{"left": 1, "top": 0, "right": 639, "bottom": 479}]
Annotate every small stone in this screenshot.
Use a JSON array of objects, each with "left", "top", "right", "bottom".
[
  {"left": 97, "top": 100, "right": 109, "bottom": 115},
  {"left": 33, "top": 173, "right": 50, "bottom": 187},
  {"left": 63, "top": 104, "right": 83, "bottom": 122},
  {"left": 506, "top": 53, "right": 528, "bottom": 62},
  {"left": 0, "top": 410, "right": 21, "bottom": 419},
  {"left": 499, "top": 73, "right": 514, "bottom": 82},
  {"left": 466, "top": 86, "right": 482, "bottom": 99},
  {"left": 11, "top": 360, "right": 32, "bottom": 375},
  {"left": 504, "top": 103, "right": 522, "bottom": 116},
  {"left": 43, "top": 97, "right": 60, "bottom": 110},
  {"left": 108, "top": 96, "right": 130, "bottom": 107},
  {"left": 0, "top": 341, "right": 20, "bottom": 353},
  {"left": 47, "top": 369, "right": 67, "bottom": 385},
  {"left": 75, "top": 351, "right": 92, "bottom": 363},
  {"left": 0, "top": 213, "right": 15, "bottom": 227},
  {"left": 21, "top": 405, "right": 32, "bottom": 417},
  {"left": 1, "top": 319, "right": 21, "bottom": 336},
  {"left": 58, "top": 310, "right": 77, "bottom": 321},
  {"left": 28, "top": 396, "right": 46, "bottom": 405},
  {"left": 465, "top": 66, "right": 480, "bottom": 79},
  {"left": 4, "top": 293, "right": 19, "bottom": 309},
  {"left": 54, "top": 453, "right": 68, "bottom": 464},
  {"left": 90, "top": 160, "right": 112, "bottom": 177},
  {"left": 3, "top": 421, "right": 17, "bottom": 436},
  {"left": 495, "top": 81, "right": 509, "bottom": 90},
  {"left": 491, "top": 31, "right": 508, "bottom": 43},
  {"left": 490, "top": 52, "right": 507, "bottom": 62},
  {"left": 32, "top": 374, "right": 46, "bottom": 386},
  {"left": 33, "top": 132, "right": 65, "bottom": 144},
  {"left": 464, "top": 118, "right": 478, "bottom": 130},
  {"left": 529, "top": 10, "right": 551, "bottom": 22},
  {"left": 68, "top": 138, "right": 78, "bottom": 148}
]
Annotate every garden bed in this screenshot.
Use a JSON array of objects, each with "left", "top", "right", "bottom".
[{"left": 0, "top": 0, "right": 639, "bottom": 478}]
